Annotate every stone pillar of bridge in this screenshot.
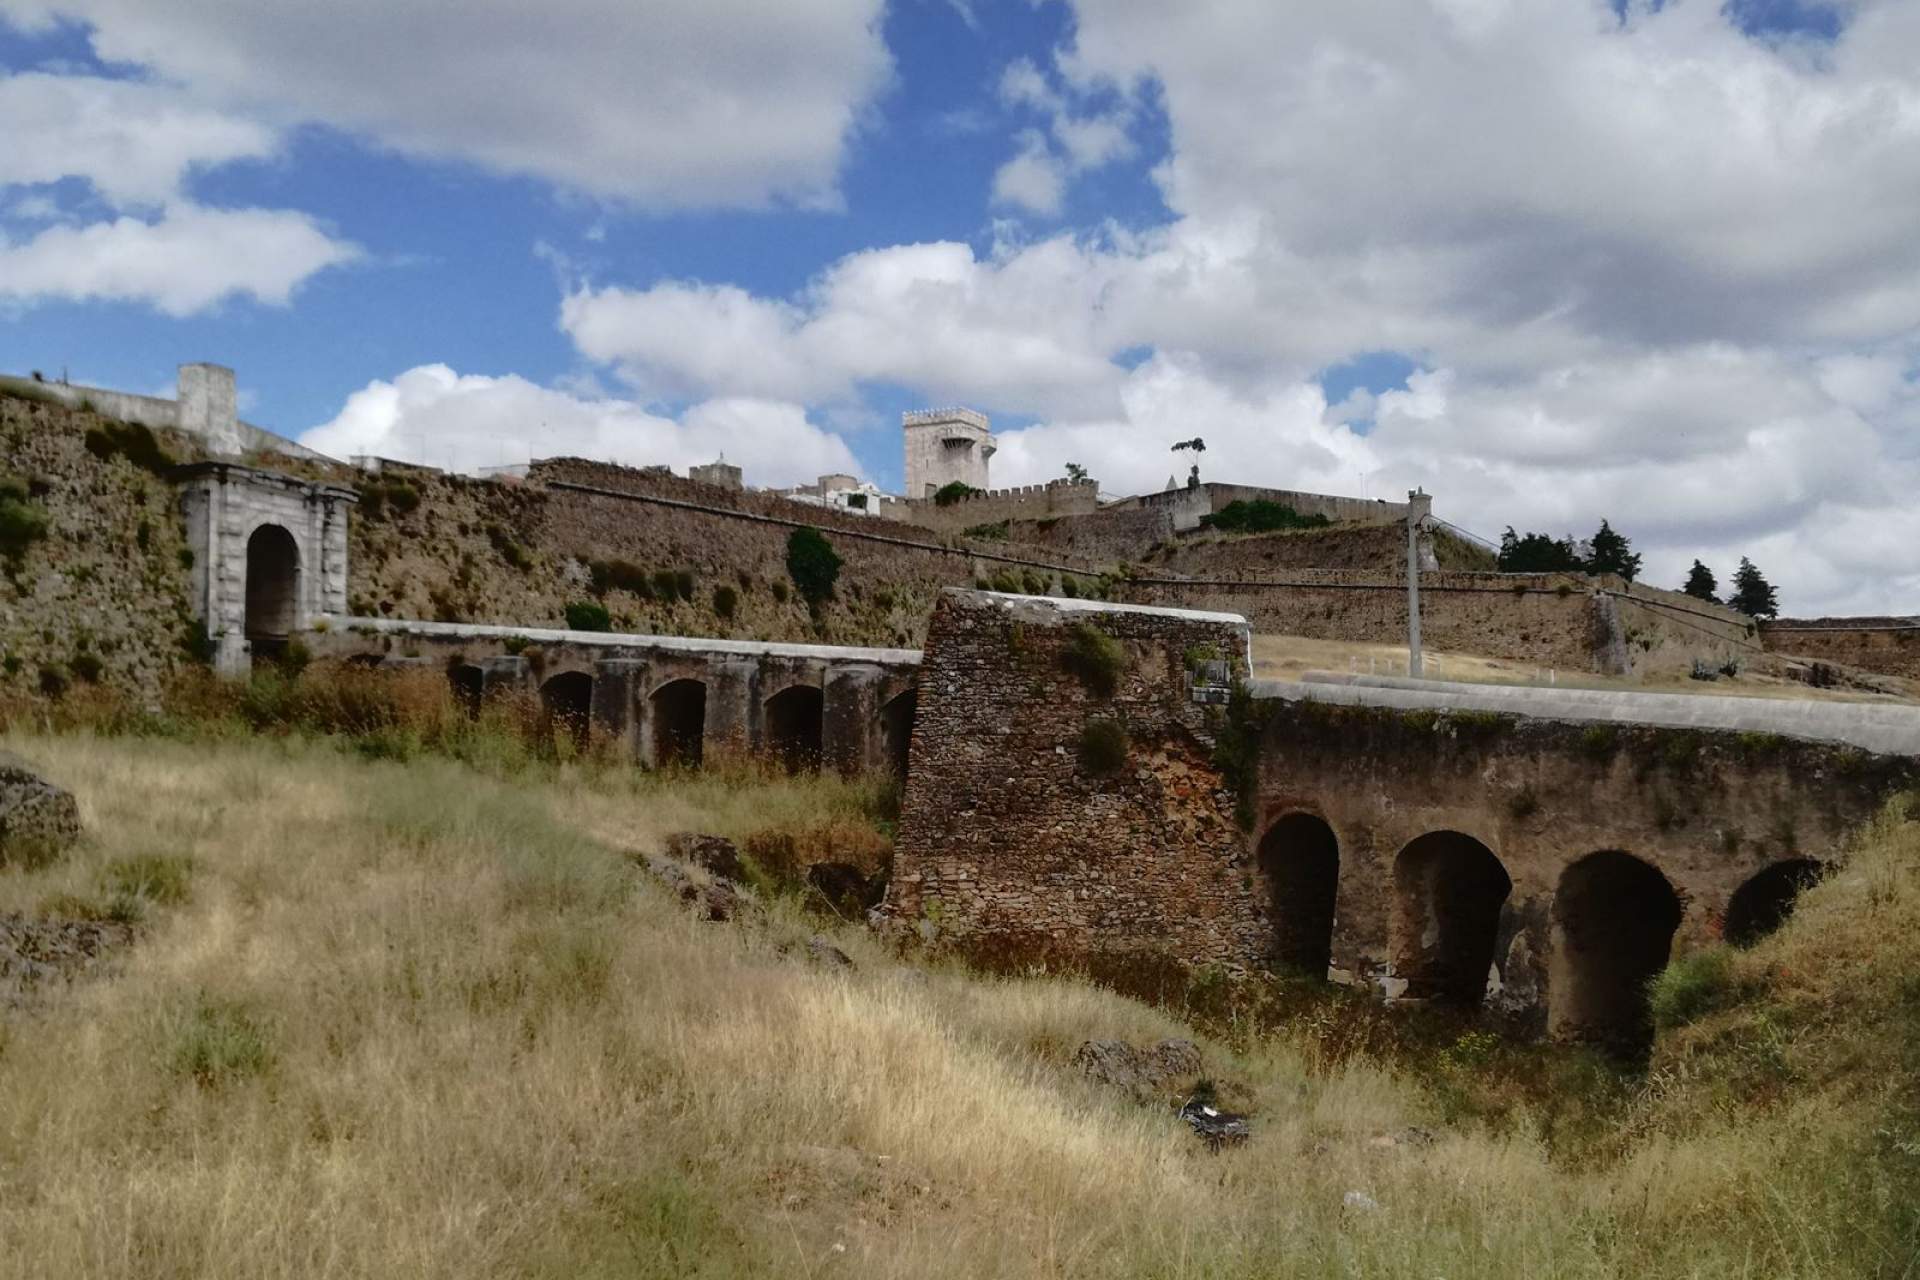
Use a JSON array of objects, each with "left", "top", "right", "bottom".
[
  {"left": 702, "top": 657, "right": 760, "bottom": 760},
  {"left": 481, "top": 655, "right": 530, "bottom": 700},
  {"left": 590, "top": 659, "right": 646, "bottom": 758},
  {"left": 823, "top": 664, "right": 886, "bottom": 776}
]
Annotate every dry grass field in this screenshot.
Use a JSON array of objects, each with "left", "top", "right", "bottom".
[{"left": 0, "top": 720, "right": 1916, "bottom": 1277}]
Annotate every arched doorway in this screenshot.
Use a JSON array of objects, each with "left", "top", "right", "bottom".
[
  {"left": 448, "top": 664, "right": 485, "bottom": 717},
  {"left": 649, "top": 679, "right": 707, "bottom": 768},
  {"left": 1725, "top": 859, "right": 1824, "bottom": 948},
  {"left": 1258, "top": 813, "right": 1340, "bottom": 978},
  {"left": 540, "top": 671, "right": 595, "bottom": 749},
  {"left": 765, "top": 685, "right": 824, "bottom": 773},
  {"left": 1549, "top": 850, "right": 1683, "bottom": 1054},
  {"left": 878, "top": 689, "right": 916, "bottom": 780},
  {"left": 1392, "top": 831, "right": 1512, "bottom": 1007},
  {"left": 244, "top": 524, "right": 300, "bottom": 658}
]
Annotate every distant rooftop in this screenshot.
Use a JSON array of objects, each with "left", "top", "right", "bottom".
[{"left": 902, "top": 407, "right": 990, "bottom": 431}]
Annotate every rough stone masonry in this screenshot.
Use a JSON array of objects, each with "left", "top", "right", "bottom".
[{"left": 884, "top": 589, "right": 1261, "bottom": 966}]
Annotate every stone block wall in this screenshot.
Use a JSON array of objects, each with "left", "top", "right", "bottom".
[
  {"left": 884, "top": 590, "right": 1261, "bottom": 966},
  {"left": 1761, "top": 617, "right": 1920, "bottom": 682},
  {"left": 0, "top": 395, "right": 197, "bottom": 702},
  {"left": 897, "top": 479, "right": 1100, "bottom": 534}
]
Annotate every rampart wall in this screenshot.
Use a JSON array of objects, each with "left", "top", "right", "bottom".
[
  {"left": 1111, "top": 482, "right": 1409, "bottom": 533},
  {"left": 895, "top": 479, "right": 1100, "bottom": 534},
  {"left": 1761, "top": 617, "right": 1920, "bottom": 682}
]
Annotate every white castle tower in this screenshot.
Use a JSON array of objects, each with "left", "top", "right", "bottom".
[{"left": 903, "top": 408, "right": 994, "bottom": 499}]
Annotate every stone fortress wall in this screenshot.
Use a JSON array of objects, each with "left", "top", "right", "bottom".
[
  {"left": 1758, "top": 617, "right": 1920, "bottom": 681},
  {"left": 895, "top": 477, "right": 1100, "bottom": 534},
  {"left": 0, "top": 366, "right": 332, "bottom": 463}
]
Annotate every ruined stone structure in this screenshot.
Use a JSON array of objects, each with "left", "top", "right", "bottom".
[
  {"left": 886, "top": 590, "right": 1920, "bottom": 1052},
  {"left": 174, "top": 462, "right": 358, "bottom": 675},
  {"left": 902, "top": 407, "right": 994, "bottom": 499},
  {"left": 308, "top": 618, "right": 919, "bottom": 776},
  {"left": 0, "top": 364, "right": 328, "bottom": 461}
]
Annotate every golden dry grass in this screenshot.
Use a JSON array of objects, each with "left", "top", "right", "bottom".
[{"left": 0, "top": 731, "right": 1913, "bottom": 1277}]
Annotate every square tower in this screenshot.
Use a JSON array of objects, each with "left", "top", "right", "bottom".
[{"left": 903, "top": 408, "right": 994, "bottom": 499}]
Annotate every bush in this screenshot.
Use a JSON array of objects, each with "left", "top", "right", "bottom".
[
  {"left": 82, "top": 420, "right": 173, "bottom": 474},
  {"left": 674, "top": 569, "right": 696, "bottom": 602},
  {"left": 1198, "top": 499, "right": 1332, "bottom": 534},
  {"left": 713, "top": 585, "right": 738, "bottom": 619},
  {"left": 0, "top": 478, "right": 50, "bottom": 566},
  {"left": 69, "top": 651, "right": 104, "bottom": 683},
  {"left": 1078, "top": 718, "right": 1131, "bottom": 775},
  {"left": 357, "top": 479, "right": 420, "bottom": 520},
  {"left": 104, "top": 853, "right": 194, "bottom": 905},
  {"left": 933, "top": 481, "right": 979, "bottom": 507},
  {"left": 1061, "top": 623, "right": 1125, "bottom": 697},
  {"left": 963, "top": 521, "right": 1009, "bottom": 541},
  {"left": 588, "top": 559, "right": 653, "bottom": 597},
  {"left": 770, "top": 580, "right": 789, "bottom": 604},
  {"left": 485, "top": 524, "right": 534, "bottom": 571},
  {"left": 564, "top": 601, "right": 612, "bottom": 632},
  {"left": 1649, "top": 947, "right": 1739, "bottom": 1030},
  {"left": 786, "top": 527, "right": 841, "bottom": 605}
]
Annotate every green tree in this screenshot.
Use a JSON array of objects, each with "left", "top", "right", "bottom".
[
  {"left": 1682, "top": 560, "right": 1719, "bottom": 603},
  {"left": 786, "top": 527, "right": 841, "bottom": 606},
  {"left": 1584, "top": 519, "right": 1642, "bottom": 582},
  {"left": 1729, "top": 557, "right": 1780, "bottom": 619},
  {"left": 1064, "top": 462, "right": 1088, "bottom": 483},
  {"left": 1496, "top": 526, "right": 1583, "bottom": 573}
]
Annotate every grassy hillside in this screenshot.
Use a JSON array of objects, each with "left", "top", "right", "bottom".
[{"left": 0, "top": 726, "right": 1914, "bottom": 1277}]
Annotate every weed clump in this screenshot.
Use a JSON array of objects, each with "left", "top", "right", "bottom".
[
  {"left": 1649, "top": 946, "right": 1739, "bottom": 1030},
  {"left": 1061, "top": 623, "right": 1124, "bottom": 697},
  {"left": 0, "top": 475, "right": 50, "bottom": 567},
  {"left": 171, "top": 993, "right": 275, "bottom": 1087},
  {"left": 588, "top": 559, "right": 654, "bottom": 598},
  {"left": 786, "top": 527, "right": 841, "bottom": 606},
  {"left": 1077, "top": 718, "right": 1131, "bottom": 776},
  {"left": 82, "top": 420, "right": 172, "bottom": 475},
  {"left": 563, "top": 601, "right": 612, "bottom": 633}
]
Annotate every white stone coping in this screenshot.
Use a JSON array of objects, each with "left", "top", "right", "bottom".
[
  {"left": 1263, "top": 675, "right": 1920, "bottom": 757},
  {"left": 320, "top": 616, "right": 921, "bottom": 666},
  {"left": 966, "top": 589, "right": 1250, "bottom": 627}
]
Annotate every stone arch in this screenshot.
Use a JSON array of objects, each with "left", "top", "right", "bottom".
[
  {"left": 1724, "top": 859, "right": 1824, "bottom": 948},
  {"left": 877, "top": 688, "right": 917, "bottom": 779},
  {"left": 1549, "top": 850, "right": 1683, "bottom": 1053},
  {"left": 764, "top": 684, "right": 824, "bottom": 773},
  {"left": 448, "top": 663, "right": 485, "bottom": 717},
  {"left": 540, "top": 671, "right": 595, "bottom": 749},
  {"left": 649, "top": 678, "right": 707, "bottom": 768},
  {"left": 1257, "top": 812, "right": 1340, "bottom": 978},
  {"left": 244, "top": 523, "right": 301, "bottom": 654},
  {"left": 1392, "top": 831, "right": 1512, "bottom": 1007}
]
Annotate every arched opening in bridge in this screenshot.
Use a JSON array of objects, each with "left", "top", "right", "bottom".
[
  {"left": 1725, "top": 859, "right": 1824, "bottom": 948},
  {"left": 878, "top": 689, "right": 916, "bottom": 780},
  {"left": 765, "top": 685, "right": 824, "bottom": 773},
  {"left": 244, "top": 523, "right": 300, "bottom": 659},
  {"left": 1392, "top": 831, "right": 1511, "bottom": 1007},
  {"left": 649, "top": 679, "right": 707, "bottom": 768},
  {"left": 448, "top": 664, "right": 484, "bottom": 717},
  {"left": 1258, "top": 813, "right": 1340, "bottom": 978},
  {"left": 540, "top": 671, "right": 594, "bottom": 750},
  {"left": 1549, "top": 850, "right": 1682, "bottom": 1054}
]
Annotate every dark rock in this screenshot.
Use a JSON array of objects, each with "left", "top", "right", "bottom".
[
  {"left": 0, "top": 911, "right": 134, "bottom": 1003},
  {"left": 1073, "top": 1036, "right": 1204, "bottom": 1098},
  {"left": 665, "top": 832, "right": 745, "bottom": 882},
  {"left": 701, "top": 878, "right": 742, "bottom": 922},
  {"left": 0, "top": 753, "right": 81, "bottom": 867},
  {"left": 805, "top": 934, "right": 854, "bottom": 968},
  {"left": 807, "top": 861, "right": 884, "bottom": 915}
]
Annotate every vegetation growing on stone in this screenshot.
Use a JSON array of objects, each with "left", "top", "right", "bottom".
[
  {"left": 0, "top": 476, "right": 49, "bottom": 568},
  {"left": 1197, "top": 499, "right": 1331, "bottom": 534},
  {"left": 962, "top": 520, "right": 1009, "bottom": 541},
  {"left": 588, "top": 558, "right": 654, "bottom": 598},
  {"left": 563, "top": 601, "right": 612, "bottom": 632},
  {"left": 932, "top": 480, "right": 980, "bottom": 506},
  {"left": 1076, "top": 717, "right": 1130, "bottom": 775},
  {"left": 1210, "top": 680, "right": 1276, "bottom": 830},
  {"left": 356, "top": 479, "right": 421, "bottom": 521},
  {"left": 81, "top": 420, "right": 172, "bottom": 476},
  {"left": 785, "top": 527, "right": 841, "bottom": 605},
  {"left": 712, "top": 585, "right": 738, "bottom": 620},
  {"left": 1060, "top": 623, "right": 1125, "bottom": 697}
]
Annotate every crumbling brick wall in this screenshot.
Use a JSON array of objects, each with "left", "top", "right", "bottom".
[{"left": 885, "top": 590, "right": 1263, "bottom": 967}]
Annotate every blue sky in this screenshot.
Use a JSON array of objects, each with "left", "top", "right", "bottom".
[{"left": 3, "top": 0, "right": 1918, "bottom": 614}]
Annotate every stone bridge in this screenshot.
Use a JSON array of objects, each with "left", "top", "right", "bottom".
[
  {"left": 307, "top": 618, "right": 919, "bottom": 775},
  {"left": 887, "top": 590, "right": 1920, "bottom": 1052}
]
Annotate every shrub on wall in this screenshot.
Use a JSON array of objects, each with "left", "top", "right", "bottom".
[
  {"left": 933, "top": 481, "right": 980, "bottom": 507},
  {"left": 1199, "top": 500, "right": 1330, "bottom": 534},
  {"left": 563, "top": 601, "right": 612, "bottom": 632},
  {"left": 674, "top": 569, "right": 696, "bottom": 602},
  {"left": 588, "top": 559, "right": 653, "bottom": 598},
  {"left": 1061, "top": 623, "right": 1125, "bottom": 697},
  {"left": 713, "top": 585, "right": 738, "bottom": 619},
  {"left": 786, "top": 527, "right": 841, "bottom": 605},
  {"left": 82, "top": 420, "right": 173, "bottom": 475},
  {"left": 485, "top": 523, "right": 534, "bottom": 571},
  {"left": 0, "top": 476, "right": 49, "bottom": 567},
  {"left": 1077, "top": 718, "right": 1130, "bottom": 775}
]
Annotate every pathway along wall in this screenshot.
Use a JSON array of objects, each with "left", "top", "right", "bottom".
[
  {"left": 884, "top": 590, "right": 1259, "bottom": 968},
  {"left": 1249, "top": 697, "right": 1917, "bottom": 1051}
]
